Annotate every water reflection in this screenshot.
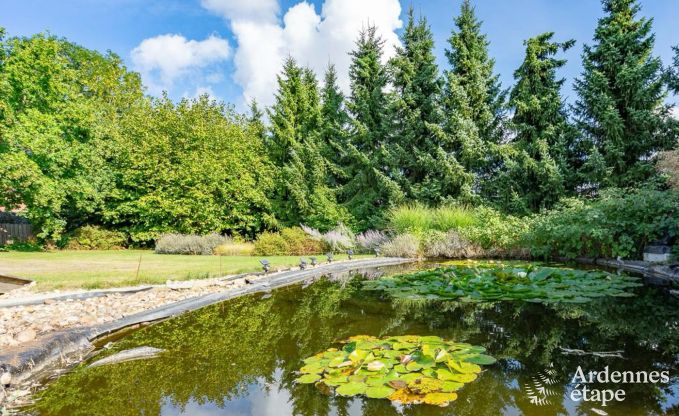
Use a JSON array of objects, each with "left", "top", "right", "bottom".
[{"left": 29, "top": 271, "right": 679, "bottom": 416}]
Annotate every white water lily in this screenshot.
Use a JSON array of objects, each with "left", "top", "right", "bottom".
[{"left": 517, "top": 272, "right": 528, "bottom": 278}]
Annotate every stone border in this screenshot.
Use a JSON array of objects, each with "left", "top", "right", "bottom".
[
  {"left": 0, "top": 257, "right": 415, "bottom": 385},
  {"left": 567, "top": 257, "right": 679, "bottom": 285}
]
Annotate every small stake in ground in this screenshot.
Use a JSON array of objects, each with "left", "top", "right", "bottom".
[{"left": 135, "top": 254, "right": 142, "bottom": 281}]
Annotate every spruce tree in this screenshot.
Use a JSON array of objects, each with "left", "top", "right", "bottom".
[
  {"left": 444, "top": 0, "right": 506, "bottom": 146},
  {"left": 343, "top": 26, "right": 403, "bottom": 230},
  {"left": 390, "top": 8, "right": 471, "bottom": 203},
  {"left": 319, "top": 64, "right": 350, "bottom": 187},
  {"left": 267, "top": 57, "right": 348, "bottom": 230},
  {"left": 499, "top": 33, "right": 576, "bottom": 213},
  {"left": 574, "top": 0, "right": 677, "bottom": 188},
  {"left": 442, "top": 0, "right": 506, "bottom": 202}
]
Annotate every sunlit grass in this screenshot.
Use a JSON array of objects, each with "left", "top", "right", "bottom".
[
  {"left": 389, "top": 204, "right": 477, "bottom": 235},
  {"left": 0, "top": 250, "right": 367, "bottom": 290}
]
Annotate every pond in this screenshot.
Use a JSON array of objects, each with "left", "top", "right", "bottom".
[{"left": 25, "top": 262, "right": 679, "bottom": 416}]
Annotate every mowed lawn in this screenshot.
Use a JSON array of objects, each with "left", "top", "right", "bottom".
[{"left": 0, "top": 250, "right": 365, "bottom": 290}]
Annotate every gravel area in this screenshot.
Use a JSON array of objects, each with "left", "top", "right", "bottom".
[{"left": 0, "top": 275, "right": 255, "bottom": 349}]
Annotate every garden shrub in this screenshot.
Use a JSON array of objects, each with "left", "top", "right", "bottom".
[
  {"left": 65, "top": 226, "right": 128, "bottom": 250},
  {"left": 458, "top": 207, "right": 528, "bottom": 254},
  {"left": 301, "top": 224, "right": 355, "bottom": 251},
  {"left": 355, "top": 230, "right": 389, "bottom": 253},
  {"left": 422, "top": 230, "right": 481, "bottom": 258},
  {"left": 280, "top": 227, "right": 324, "bottom": 255},
  {"left": 252, "top": 231, "right": 288, "bottom": 255},
  {"left": 213, "top": 241, "right": 255, "bottom": 256},
  {"left": 379, "top": 233, "right": 420, "bottom": 258},
  {"left": 154, "top": 233, "right": 231, "bottom": 255},
  {"left": 253, "top": 227, "right": 324, "bottom": 256},
  {"left": 525, "top": 189, "right": 679, "bottom": 260}
]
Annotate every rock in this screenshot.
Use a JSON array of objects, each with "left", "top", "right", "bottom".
[
  {"left": 43, "top": 298, "right": 56, "bottom": 305},
  {"left": 15, "top": 329, "right": 36, "bottom": 343},
  {"left": 1, "top": 372, "right": 11, "bottom": 386}
]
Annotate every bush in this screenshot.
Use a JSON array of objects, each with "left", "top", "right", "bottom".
[
  {"left": 253, "top": 227, "right": 324, "bottom": 256},
  {"left": 459, "top": 207, "right": 528, "bottom": 253},
  {"left": 301, "top": 223, "right": 355, "bottom": 251},
  {"left": 281, "top": 227, "right": 324, "bottom": 255},
  {"left": 65, "top": 226, "right": 128, "bottom": 250},
  {"left": 356, "top": 230, "right": 389, "bottom": 253},
  {"left": 0, "top": 239, "right": 43, "bottom": 252},
  {"left": 389, "top": 204, "right": 476, "bottom": 236},
  {"left": 213, "top": 242, "right": 255, "bottom": 256},
  {"left": 525, "top": 188, "right": 679, "bottom": 260},
  {"left": 422, "top": 230, "right": 481, "bottom": 258},
  {"left": 379, "top": 234, "right": 420, "bottom": 258},
  {"left": 154, "top": 233, "right": 231, "bottom": 255}
]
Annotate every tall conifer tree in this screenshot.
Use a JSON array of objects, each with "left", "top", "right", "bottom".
[
  {"left": 444, "top": 0, "right": 505, "bottom": 146},
  {"left": 390, "top": 8, "right": 471, "bottom": 203},
  {"left": 442, "top": 0, "right": 506, "bottom": 201},
  {"left": 319, "top": 64, "right": 350, "bottom": 188},
  {"left": 497, "top": 33, "right": 575, "bottom": 213},
  {"left": 574, "top": 0, "right": 677, "bottom": 188},
  {"left": 343, "top": 26, "right": 403, "bottom": 230},
  {"left": 267, "top": 57, "right": 347, "bottom": 230}
]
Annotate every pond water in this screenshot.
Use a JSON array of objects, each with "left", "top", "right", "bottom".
[{"left": 26, "top": 263, "right": 679, "bottom": 416}]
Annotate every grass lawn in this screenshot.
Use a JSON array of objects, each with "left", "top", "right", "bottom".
[{"left": 0, "top": 250, "right": 367, "bottom": 290}]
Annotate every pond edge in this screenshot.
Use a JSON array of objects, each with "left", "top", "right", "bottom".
[{"left": 0, "top": 257, "right": 416, "bottom": 387}]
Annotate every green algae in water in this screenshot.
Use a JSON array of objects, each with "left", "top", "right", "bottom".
[
  {"left": 296, "top": 335, "right": 496, "bottom": 407},
  {"left": 363, "top": 264, "right": 643, "bottom": 303}
]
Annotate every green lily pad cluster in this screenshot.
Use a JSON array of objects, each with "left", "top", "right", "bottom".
[
  {"left": 295, "top": 335, "right": 496, "bottom": 407},
  {"left": 363, "top": 264, "right": 643, "bottom": 303}
]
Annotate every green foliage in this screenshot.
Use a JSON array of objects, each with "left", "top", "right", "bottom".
[
  {"left": 667, "top": 46, "right": 679, "bottom": 94},
  {"left": 0, "top": 32, "right": 143, "bottom": 241},
  {"left": 0, "top": 240, "right": 43, "bottom": 252},
  {"left": 342, "top": 26, "right": 404, "bottom": 230},
  {"left": 319, "top": 64, "right": 350, "bottom": 188},
  {"left": 573, "top": 0, "right": 678, "bottom": 188},
  {"left": 389, "top": 204, "right": 476, "bottom": 236},
  {"left": 525, "top": 188, "right": 679, "bottom": 259},
  {"left": 489, "top": 33, "right": 576, "bottom": 214},
  {"left": 364, "top": 264, "right": 642, "bottom": 303},
  {"left": 389, "top": 9, "right": 470, "bottom": 204},
  {"left": 458, "top": 207, "right": 528, "bottom": 252},
  {"left": 442, "top": 0, "right": 506, "bottom": 202},
  {"left": 107, "top": 96, "right": 275, "bottom": 243},
  {"left": 296, "top": 334, "right": 495, "bottom": 406},
  {"left": 267, "top": 58, "right": 349, "bottom": 231},
  {"left": 65, "top": 226, "right": 127, "bottom": 250},
  {"left": 253, "top": 227, "right": 323, "bottom": 256}
]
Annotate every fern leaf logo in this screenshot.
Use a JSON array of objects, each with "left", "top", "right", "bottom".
[{"left": 524, "top": 364, "right": 560, "bottom": 406}]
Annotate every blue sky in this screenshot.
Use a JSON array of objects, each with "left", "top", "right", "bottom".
[{"left": 2, "top": 0, "right": 678, "bottom": 110}]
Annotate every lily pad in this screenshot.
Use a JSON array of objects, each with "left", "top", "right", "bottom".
[
  {"left": 336, "top": 382, "right": 367, "bottom": 396},
  {"left": 296, "top": 373, "right": 322, "bottom": 384},
  {"left": 362, "top": 264, "right": 641, "bottom": 304},
  {"left": 423, "top": 392, "right": 458, "bottom": 406},
  {"left": 295, "top": 335, "right": 496, "bottom": 407},
  {"left": 366, "top": 385, "right": 396, "bottom": 399}
]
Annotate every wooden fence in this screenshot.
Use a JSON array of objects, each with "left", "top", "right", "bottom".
[{"left": 0, "top": 223, "right": 33, "bottom": 245}]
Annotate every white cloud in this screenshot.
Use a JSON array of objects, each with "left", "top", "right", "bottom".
[
  {"left": 203, "top": 0, "right": 402, "bottom": 106},
  {"left": 200, "top": 0, "right": 279, "bottom": 23},
  {"left": 672, "top": 106, "right": 679, "bottom": 120},
  {"left": 131, "top": 34, "right": 231, "bottom": 94}
]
